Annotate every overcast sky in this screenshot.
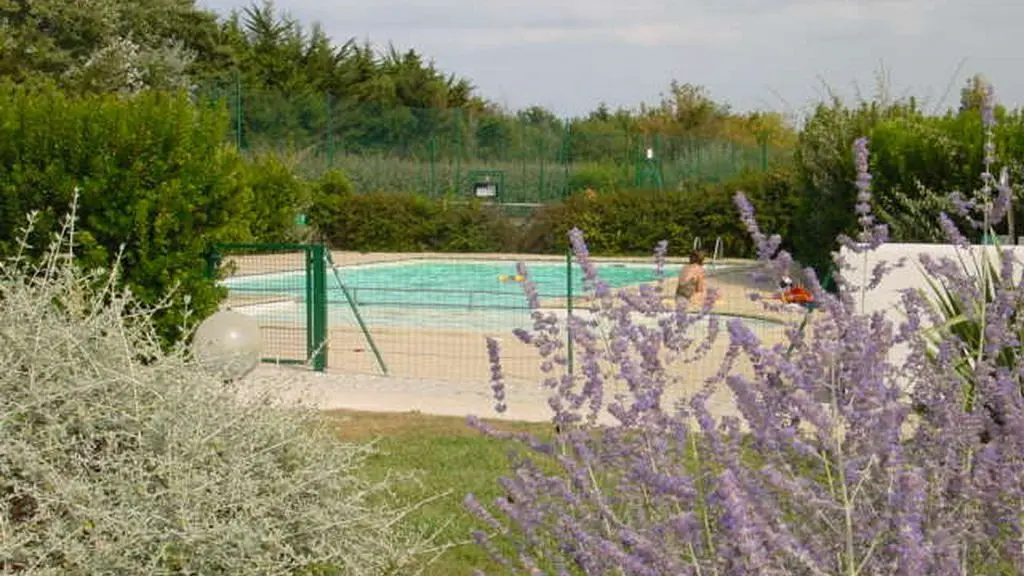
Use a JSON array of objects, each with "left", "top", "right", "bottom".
[{"left": 199, "top": 0, "right": 1024, "bottom": 119}]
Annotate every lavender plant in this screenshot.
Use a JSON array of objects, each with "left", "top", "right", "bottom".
[
  {"left": 467, "top": 85, "right": 1024, "bottom": 574},
  {"left": 916, "top": 85, "right": 1019, "bottom": 440},
  {"left": 0, "top": 202, "right": 435, "bottom": 574}
]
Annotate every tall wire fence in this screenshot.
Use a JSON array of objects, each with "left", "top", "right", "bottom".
[{"left": 195, "top": 85, "right": 789, "bottom": 204}]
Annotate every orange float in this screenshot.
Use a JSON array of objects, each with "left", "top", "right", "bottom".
[{"left": 780, "top": 286, "right": 813, "bottom": 304}]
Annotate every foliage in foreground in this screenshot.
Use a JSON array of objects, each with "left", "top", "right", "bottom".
[
  {"left": 0, "top": 214, "right": 434, "bottom": 574},
  {"left": 468, "top": 84, "right": 1024, "bottom": 574}
]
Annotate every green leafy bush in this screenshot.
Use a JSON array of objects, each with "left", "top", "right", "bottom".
[
  {"left": 308, "top": 168, "right": 355, "bottom": 235},
  {"left": 0, "top": 215, "right": 433, "bottom": 574},
  {"left": 310, "top": 175, "right": 514, "bottom": 252},
  {"left": 566, "top": 163, "right": 626, "bottom": 194},
  {"left": 786, "top": 93, "right": 1024, "bottom": 277},
  {"left": 307, "top": 166, "right": 799, "bottom": 257},
  {"left": 244, "top": 153, "right": 311, "bottom": 243},
  {"left": 0, "top": 84, "right": 253, "bottom": 345},
  {"left": 517, "top": 188, "right": 719, "bottom": 255},
  {"left": 518, "top": 167, "right": 800, "bottom": 256}
]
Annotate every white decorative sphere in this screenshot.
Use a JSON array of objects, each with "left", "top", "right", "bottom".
[{"left": 191, "top": 309, "right": 262, "bottom": 380}]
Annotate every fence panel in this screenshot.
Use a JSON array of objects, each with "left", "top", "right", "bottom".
[
  {"left": 195, "top": 85, "right": 781, "bottom": 203},
  {"left": 209, "top": 243, "right": 804, "bottom": 419},
  {"left": 262, "top": 251, "right": 788, "bottom": 411}
]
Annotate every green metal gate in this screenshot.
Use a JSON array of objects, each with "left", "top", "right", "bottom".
[{"left": 206, "top": 243, "right": 329, "bottom": 371}]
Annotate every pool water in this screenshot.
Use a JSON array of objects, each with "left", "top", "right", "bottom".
[
  {"left": 224, "top": 259, "right": 713, "bottom": 310},
  {"left": 223, "top": 259, "right": 752, "bottom": 332}
]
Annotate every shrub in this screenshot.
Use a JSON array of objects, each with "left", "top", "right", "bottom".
[
  {"left": 310, "top": 169, "right": 356, "bottom": 213},
  {"left": 0, "top": 83, "right": 253, "bottom": 346},
  {"left": 307, "top": 165, "right": 796, "bottom": 257},
  {"left": 519, "top": 167, "right": 799, "bottom": 257},
  {"left": 467, "top": 86, "right": 1024, "bottom": 573},
  {"left": 244, "top": 153, "right": 312, "bottom": 243},
  {"left": 0, "top": 209, "right": 433, "bottom": 574},
  {"left": 566, "top": 164, "right": 626, "bottom": 194},
  {"left": 310, "top": 185, "right": 513, "bottom": 252},
  {"left": 787, "top": 85, "right": 1024, "bottom": 277}
]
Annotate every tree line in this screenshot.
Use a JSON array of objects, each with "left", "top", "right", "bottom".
[{"left": 0, "top": 0, "right": 796, "bottom": 167}]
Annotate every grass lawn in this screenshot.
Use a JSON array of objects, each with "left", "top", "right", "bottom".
[
  {"left": 321, "top": 410, "right": 815, "bottom": 575},
  {"left": 325, "top": 409, "right": 553, "bottom": 575}
]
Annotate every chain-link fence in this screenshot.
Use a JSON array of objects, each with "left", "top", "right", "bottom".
[
  {"left": 211, "top": 246, "right": 795, "bottom": 404},
  {"left": 196, "top": 85, "right": 787, "bottom": 203}
]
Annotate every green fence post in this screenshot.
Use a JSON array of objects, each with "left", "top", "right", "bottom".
[
  {"left": 304, "top": 247, "right": 314, "bottom": 361},
  {"left": 234, "top": 69, "right": 243, "bottom": 151},
  {"left": 538, "top": 133, "right": 546, "bottom": 202},
  {"left": 326, "top": 92, "right": 334, "bottom": 168},
  {"left": 623, "top": 129, "right": 632, "bottom": 185},
  {"left": 566, "top": 249, "right": 574, "bottom": 375},
  {"left": 520, "top": 119, "right": 527, "bottom": 202},
  {"left": 325, "top": 251, "right": 389, "bottom": 375},
  {"left": 562, "top": 118, "right": 572, "bottom": 199},
  {"left": 309, "top": 244, "right": 329, "bottom": 372},
  {"left": 205, "top": 246, "right": 222, "bottom": 281},
  {"left": 454, "top": 109, "right": 463, "bottom": 195}
]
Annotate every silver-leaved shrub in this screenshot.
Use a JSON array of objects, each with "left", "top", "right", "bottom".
[
  {"left": 0, "top": 206, "right": 432, "bottom": 574},
  {"left": 468, "top": 83, "right": 1024, "bottom": 575}
]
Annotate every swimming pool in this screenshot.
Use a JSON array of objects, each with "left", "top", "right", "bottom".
[
  {"left": 224, "top": 259, "right": 733, "bottom": 308},
  {"left": 223, "top": 258, "right": 747, "bottom": 331}
]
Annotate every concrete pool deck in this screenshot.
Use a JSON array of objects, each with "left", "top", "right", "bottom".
[{"left": 227, "top": 250, "right": 808, "bottom": 422}]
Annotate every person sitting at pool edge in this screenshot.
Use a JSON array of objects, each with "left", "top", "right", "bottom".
[{"left": 675, "top": 250, "right": 706, "bottom": 305}]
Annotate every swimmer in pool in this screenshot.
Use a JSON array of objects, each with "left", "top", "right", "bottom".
[{"left": 675, "top": 250, "right": 706, "bottom": 305}]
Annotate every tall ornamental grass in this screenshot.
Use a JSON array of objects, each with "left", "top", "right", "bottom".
[
  {"left": 0, "top": 205, "right": 435, "bottom": 574},
  {"left": 467, "top": 84, "right": 1024, "bottom": 574}
]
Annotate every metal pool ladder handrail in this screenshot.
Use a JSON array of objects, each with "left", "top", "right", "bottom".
[
  {"left": 325, "top": 251, "right": 389, "bottom": 375},
  {"left": 712, "top": 236, "right": 723, "bottom": 264},
  {"left": 692, "top": 236, "right": 702, "bottom": 253}
]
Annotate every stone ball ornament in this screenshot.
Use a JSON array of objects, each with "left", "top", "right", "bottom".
[{"left": 191, "top": 309, "right": 262, "bottom": 381}]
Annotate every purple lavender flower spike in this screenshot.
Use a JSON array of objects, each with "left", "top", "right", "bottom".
[
  {"left": 843, "top": 136, "right": 888, "bottom": 252},
  {"left": 485, "top": 336, "right": 508, "bottom": 413}
]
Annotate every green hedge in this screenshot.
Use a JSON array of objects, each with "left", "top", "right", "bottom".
[
  {"left": 310, "top": 166, "right": 800, "bottom": 257},
  {"left": 0, "top": 84, "right": 306, "bottom": 345},
  {"left": 519, "top": 166, "right": 798, "bottom": 256},
  {"left": 309, "top": 170, "right": 516, "bottom": 252}
]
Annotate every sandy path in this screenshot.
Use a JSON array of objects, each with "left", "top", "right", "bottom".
[
  {"left": 239, "top": 360, "right": 755, "bottom": 425},
  {"left": 241, "top": 365, "right": 559, "bottom": 423}
]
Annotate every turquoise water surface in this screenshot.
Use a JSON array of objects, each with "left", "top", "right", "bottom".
[
  {"left": 224, "top": 259, "right": 711, "bottom": 310},
  {"left": 221, "top": 259, "right": 773, "bottom": 333}
]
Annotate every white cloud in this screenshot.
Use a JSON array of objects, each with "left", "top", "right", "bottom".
[
  {"left": 611, "top": 22, "right": 741, "bottom": 47},
  {"left": 410, "top": 19, "right": 741, "bottom": 50}
]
